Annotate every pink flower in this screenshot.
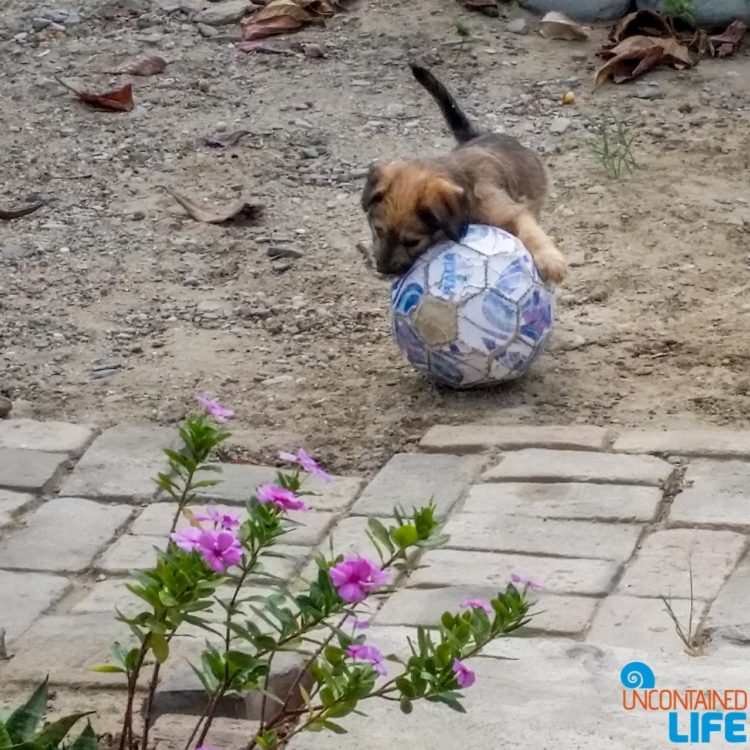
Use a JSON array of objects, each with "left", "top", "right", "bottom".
[
  {"left": 196, "top": 393, "right": 234, "bottom": 422},
  {"left": 197, "top": 530, "right": 243, "bottom": 573},
  {"left": 256, "top": 484, "right": 308, "bottom": 512},
  {"left": 452, "top": 659, "right": 476, "bottom": 689},
  {"left": 194, "top": 507, "right": 240, "bottom": 530},
  {"left": 349, "top": 617, "right": 370, "bottom": 631},
  {"left": 279, "top": 448, "right": 331, "bottom": 483},
  {"left": 510, "top": 573, "right": 542, "bottom": 592},
  {"left": 170, "top": 526, "right": 203, "bottom": 551},
  {"left": 329, "top": 557, "right": 389, "bottom": 603},
  {"left": 461, "top": 598, "right": 493, "bottom": 615},
  {"left": 347, "top": 644, "right": 386, "bottom": 675}
]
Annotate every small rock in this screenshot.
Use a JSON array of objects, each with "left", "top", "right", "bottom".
[
  {"left": 197, "top": 22, "right": 219, "bottom": 37},
  {"left": 194, "top": 0, "right": 252, "bottom": 25},
  {"left": 63, "top": 10, "right": 82, "bottom": 26},
  {"left": 507, "top": 18, "right": 529, "bottom": 34},
  {"left": 48, "top": 9, "right": 69, "bottom": 23},
  {"left": 32, "top": 17, "right": 52, "bottom": 30},
  {"left": 303, "top": 43, "right": 325, "bottom": 58},
  {"left": 678, "top": 102, "right": 693, "bottom": 114},
  {"left": 0, "top": 396, "right": 12, "bottom": 418},
  {"left": 267, "top": 246, "right": 303, "bottom": 260},
  {"left": 549, "top": 116, "right": 572, "bottom": 135},
  {"left": 632, "top": 84, "right": 663, "bottom": 100},
  {"left": 300, "top": 147, "right": 319, "bottom": 159}
]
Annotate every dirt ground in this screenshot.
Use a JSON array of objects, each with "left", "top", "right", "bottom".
[{"left": 1, "top": 0, "right": 749, "bottom": 475}]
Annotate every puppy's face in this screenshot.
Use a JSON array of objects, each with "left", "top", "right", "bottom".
[{"left": 361, "top": 161, "right": 469, "bottom": 276}]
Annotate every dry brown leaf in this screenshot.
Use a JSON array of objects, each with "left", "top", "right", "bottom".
[
  {"left": 456, "top": 0, "right": 498, "bottom": 16},
  {"left": 119, "top": 55, "right": 168, "bottom": 76},
  {"left": 709, "top": 20, "right": 747, "bottom": 58},
  {"left": 595, "top": 35, "right": 692, "bottom": 86},
  {"left": 608, "top": 9, "right": 672, "bottom": 45},
  {"left": 539, "top": 11, "right": 589, "bottom": 41},
  {"left": 0, "top": 201, "right": 45, "bottom": 220},
  {"left": 167, "top": 188, "right": 263, "bottom": 225},
  {"left": 56, "top": 77, "right": 134, "bottom": 111},
  {"left": 241, "top": 0, "right": 333, "bottom": 40},
  {"left": 203, "top": 129, "right": 251, "bottom": 148}
]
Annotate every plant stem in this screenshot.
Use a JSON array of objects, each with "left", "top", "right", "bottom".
[
  {"left": 170, "top": 465, "right": 199, "bottom": 533},
  {"left": 140, "top": 661, "right": 162, "bottom": 750},
  {"left": 118, "top": 639, "right": 150, "bottom": 750}
]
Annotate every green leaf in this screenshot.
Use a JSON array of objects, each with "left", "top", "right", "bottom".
[
  {"left": 32, "top": 712, "right": 93, "bottom": 749},
  {"left": 326, "top": 699, "right": 357, "bottom": 719},
  {"left": 150, "top": 634, "right": 169, "bottom": 664},
  {"left": 324, "top": 646, "right": 344, "bottom": 666},
  {"left": 7, "top": 680, "right": 48, "bottom": 743},
  {"left": 307, "top": 720, "right": 347, "bottom": 735},
  {"left": 366, "top": 519, "right": 395, "bottom": 554},
  {"left": 0, "top": 720, "right": 13, "bottom": 750},
  {"left": 399, "top": 699, "right": 413, "bottom": 715},
  {"left": 391, "top": 524, "right": 419, "bottom": 549},
  {"left": 89, "top": 666, "right": 125, "bottom": 674},
  {"left": 70, "top": 722, "right": 99, "bottom": 750}
]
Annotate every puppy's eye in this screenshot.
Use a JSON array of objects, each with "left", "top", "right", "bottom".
[{"left": 402, "top": 237, "right": 421, "bottom": 249}]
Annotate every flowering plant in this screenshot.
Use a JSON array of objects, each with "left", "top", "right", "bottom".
[{"left": 95, "top": 396, "right": 535, "bottom": 750}]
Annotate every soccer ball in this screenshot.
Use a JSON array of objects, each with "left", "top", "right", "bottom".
[{"left": 390, "top": 224, "right": 555, "bottom": 388}]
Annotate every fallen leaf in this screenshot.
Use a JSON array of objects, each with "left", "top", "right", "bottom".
[
  {"left": 241, "top": 0, "right": 333, "bottom": 41},
  {"left": 456, "top": 0, "right": 498, "bottom": 16},
  {"left": 709, "top": 20, "right": 747, "bottom": 58},
  {"left": 608, "top": 9, "right": 672, "bottom": 45},
  {"left": 0, "top": 201, "right": 45, "bottom": 220},
  {"left": 166, "top": 188, "right": 263, "bottom": 224},
  {"left": 55, "top": 77, "right": 134, "bottom": 111},
  {"left": 595, "top": 35, "right": 692, "bottom": 86},
  {"left": 203, "top": 129, "right": 251, "bottom": 148},
  {"left": 118, "top": 54, "right": 168, "bottom": 76},
  {"left": 539, "top": 11, "right": 589, "bottom": 41}
]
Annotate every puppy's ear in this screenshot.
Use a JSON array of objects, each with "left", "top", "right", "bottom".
[
  {"left": 361, "top": 162, "right": 385, "bottom": 212},
  {"left": 418, "top": 177, "right": 468, "bottom": 241}
]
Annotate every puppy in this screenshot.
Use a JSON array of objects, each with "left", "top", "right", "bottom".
[{"left": 361, "top": 62, "right": 567, "bottom": 284}]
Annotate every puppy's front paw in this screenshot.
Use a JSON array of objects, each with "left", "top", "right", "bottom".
[{"left": 535, "top": 246, "right": 568, "bottom": 284}]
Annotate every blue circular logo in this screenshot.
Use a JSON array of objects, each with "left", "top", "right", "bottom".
[{"left": 620, "top": 661, "right": 656, "bottom": 689}]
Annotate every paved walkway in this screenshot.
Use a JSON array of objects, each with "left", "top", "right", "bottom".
[{"left": 2, "top": 419, "right": 750, "bottom": 746}]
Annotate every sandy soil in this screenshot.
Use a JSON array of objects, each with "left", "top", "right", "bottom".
[{"left": 1, "top": 0, "right": 749, "bottom": 475}]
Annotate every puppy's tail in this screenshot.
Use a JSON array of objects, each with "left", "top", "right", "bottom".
[{"left": 409, "top": 61, "right": 480, "bottom": 144}]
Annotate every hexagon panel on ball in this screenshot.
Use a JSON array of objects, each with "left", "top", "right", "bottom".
[{"left": 390, "top": 224, "right": 555, "bottom": 389}]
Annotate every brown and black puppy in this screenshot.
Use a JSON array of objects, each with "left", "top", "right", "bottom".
[{"left": 361, "top": 62, "right": 567, "bottom": 284}]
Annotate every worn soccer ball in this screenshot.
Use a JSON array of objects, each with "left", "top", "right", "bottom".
[{"left": 391, "top": 224, "right": 555, "bottom": 388}]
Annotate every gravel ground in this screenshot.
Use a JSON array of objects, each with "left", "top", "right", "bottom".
[{"left": 1, "top": 0, "right": 749, "bottom": 474}]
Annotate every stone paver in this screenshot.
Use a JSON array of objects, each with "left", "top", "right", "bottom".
[
  {"left": 0, "top": 497, "right": 133, "bottom": 573},
  {"left": 196, "top": 464, "right": 363, "bottom": 512},
  {"left": 373, "top": 586, "right": 597, "bottom": 635},
  {"left": 131, "top": 502, "right": 335, "bottom": 547},
  {"left": 670, "top": 459, "right": 750, "bottom": 526},
  {"left": 151, "top": 715, "right": 259, "bottom": 750},
  {"left": 614, "top": 428, "right": 750, "bottom": 458},
  {"left": 351, "top": 453, "right": 482, "bottom": 516},
  {"left": 70, "top": 578, "right": 142, "bottom": 617},
  {"left": 407, "top": 549, "right": 618, "bottom": 596},
  {"left": 0, "top": 418, "right": 97, "bottom": 456},
  {"left": 0, "top": 613, "right": 126, "bottom": 686},
  {"left": 0, "top": 570, "right": 70, "bottom": 641},
  {"left": 0, "top": 448, "right": 68, "bottom": 493},
  {"left": 482, "top": 449, "right": 672, "bottom": 486},
  {"left": 0, "top": 489, "right": 34, "bottom": 527},
  {"left": 59, "top": 425, "right": 177, "bottom": 502},
  {"left": 442, "top": 514, "right": 642, "bottom": 561},
  {"left": 586, "top": 595, "right": 707, "bottom": 653},
  {"left": 704, "top": 556, "right": 750, "bottom": 646},
  {"left": 95, "top": 534, "right": 166, "bottom": 574},
  {"left": 461, "top": 482, "right": 662, "bottom": 522},
  {"left": 420, "top": 424, "right": 610, "bottom": 453},
  {"left": 617, "top": 528, "right": 746, "bottom": 600}
]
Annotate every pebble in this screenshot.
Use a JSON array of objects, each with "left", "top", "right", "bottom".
[
  {"left": 632, "top": 84, "right": 663, "bottom": 100},
  {"left": 507, "top": 18, "right": 529, "bottom": 34},
  {"left": 267, "top": 246, "right": 303, "bottom": 259},
  {"left": 549, "top": 117, "right": 572, "bottom": 135},
  {"left": 300, "top": 147, "right": 319, "bottom": 159},
  {"left": 32, "top": 17, "right": 52, "bottom": 30},
  {"left": 197, "top": 22, "right": 219, "bottom": 37},
  {"left": 194, "top": 0, "right": 251, "bottom": 26},
  {"left": 303, "top": 43, "right": 325, "bottom": 58}
]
